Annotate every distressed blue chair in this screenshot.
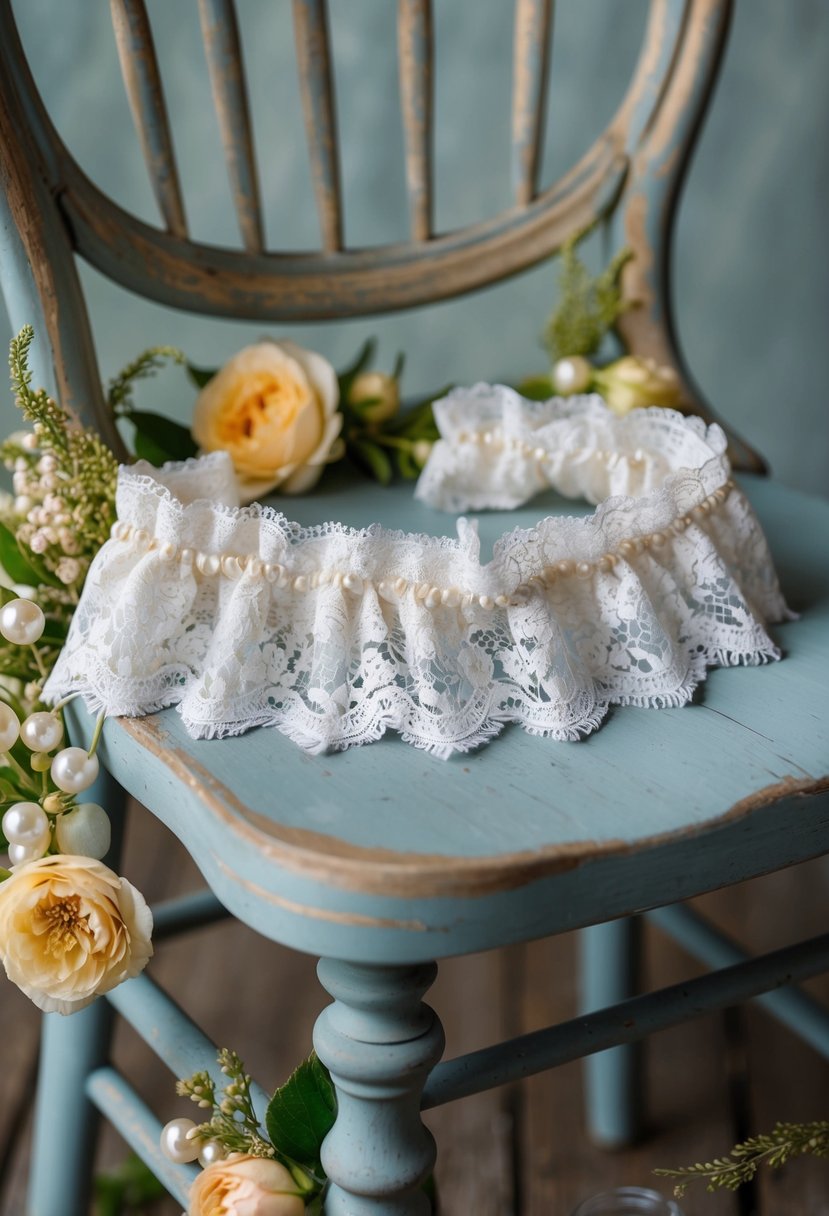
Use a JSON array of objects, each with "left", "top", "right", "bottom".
[{"left": 2, "top": 1, "right": 829, "bottom": 1213}]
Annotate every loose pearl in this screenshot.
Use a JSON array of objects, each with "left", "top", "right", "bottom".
[
  {"left": 158, "top": 541, "right": 177, "bottom": 563},
  {"left": 180, "top": 547, "right": 194, "bottom": 565},
  {"left": 478, "top": 594, "right": 495, "bottom": 610},
  {"left": 51, "top": 747, "right": 100, "bottom": 795},
  {"left": 495, "top": 595, "right": 510, "bottom": 609},
  {"left": 3, "top": 801, "right": 49, "bottom": 847},
  {"left": 0, "top": 702, "right": 21, "bottom": 751},
  {"left": 20, "top": 712, "right": 64, "bottom": 753},
  {"left": 159, "top": 1118, "right": 201, "bottom": 1165},
  {"left": 425, "top": 588, "right": 441, "bottom": 609},
  {"left": 441, "top": 587, "right": 460, "bottom": 608},
  {"left": 263, "top": 563, "right": 281, "bottom": 583},
  {"left": 556, "top": 560, "right": 575, "bottom": 577},
  {"left": 8, "top": 838, "right": 50, "bottom": 866},
  {"left": 133, "top": 529, "right": 150, "bottom": 550},
  {"left": 649, "top": 531, "right": 667, "bottom": 548},
  {"left": 198, "top": 1140, "right": 228, "bottom": 1168},
  {"left": 55, "top": 803, "right": 111, "bottom": 859},
  {"left": 552, "top": 355, "right": 593, "bottom": 396},
  {"left": 293, "top": 574, "right": 308, "bottom": 593},
  {"left": 575, "top": 562, "right": 592, "bottom": 578},
  {"left": 0, "top": 598, "right": 45, "bottom": 645},
  {"left": 342, "top": 573, "right": 363, "bottom": 594}
]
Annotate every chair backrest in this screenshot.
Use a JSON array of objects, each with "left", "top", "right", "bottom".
[{"left": 0, "top": 0, "right": 760, "bottom": 469}]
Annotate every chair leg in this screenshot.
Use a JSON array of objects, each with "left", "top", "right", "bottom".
[
  {"left": 27, "top": 1000, "right": 115, "bottom": 1216},
  {"left": 580, "top": 916, "right": 644, "bottom": 1149},
  {"left": 27, "top": 770, "right": 126, "bottom": 1216},
  {"left": 314, "top": 959, "right": 445, "bottom": 1215}
]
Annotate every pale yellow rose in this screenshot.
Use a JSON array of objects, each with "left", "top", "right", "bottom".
[
  {"left": 192, "top": 341, "right": 344, "bottom": 502},
  {"left": 592, "top": 355, "right": 682, "bottom": 416},
  {"left": 189, "top": 1154, "right": 305, "bottom": 1216},
  {"left": 0, "top": 854, "right": 153, "bottom": 1015}
]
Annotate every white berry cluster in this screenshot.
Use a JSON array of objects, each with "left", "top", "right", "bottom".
[
  {"left": 0, "top": 598, "right": 108, "bottom": 868},
  {"left": 11, "top": 437, "right": 84, "bottom": 587}
]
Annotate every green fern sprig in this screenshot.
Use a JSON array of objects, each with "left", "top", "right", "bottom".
[
  {"left": 543, "top": 241, "right": 633, "bottom": 364},
  {"left": 8, "top": 325, "right": 71, "bottom": 454},
  {"left": 107, "top": 345, "right": 185, "bottom": 415},
  {"left": 654, "top": 1120, "right": 829, "bottom": 1197}
]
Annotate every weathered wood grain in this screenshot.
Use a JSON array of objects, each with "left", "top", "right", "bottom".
[
  {"left": 701, "top": 860, "right": 829, "bottom": 1215},
  {"left": 109, "top": 0, "right": 187, "bottom": 237},
  {"left": 511, "top": 0, "right": 553, "bottom": 205},
  {"left": 397, "top": 0, "right": 433, "bottom": 242},
  {"left": 198, "top": 0, "right": 264, "bottom": 252}
]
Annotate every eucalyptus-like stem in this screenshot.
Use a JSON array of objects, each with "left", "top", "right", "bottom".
[
  {"left": 87, "top": 711, "right": 106, "bottom": 758},
  {"left": 29, "top": 644, "right": 48, "bottom": 679},
  {"left": 1, "top": 750, "right": 38, "bottom": 793}
]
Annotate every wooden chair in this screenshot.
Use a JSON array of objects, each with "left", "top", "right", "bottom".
[{"left": 2, "top": 1, "right": 828, "bottom": 1212}]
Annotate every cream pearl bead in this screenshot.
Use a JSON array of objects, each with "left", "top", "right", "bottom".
[
  {"left": 0, "top": 702, "right": 21, "bottom": 752},
  {"left": 8, "top": 838, "right": 50, "bottom": 866},
  {"left": 552, "top": 355, "right": 593, "bottom": 396},
  {"left": 50, "top": 747, "right": 100, "bottom": 795},
  {"left": 55, "top": 803, "right": 111, "bottom": 860},
  {"left": 198, "top": 1140, "right": 228, "bottom": 1168},
  {"left": 0, "top": 598, "right": 45, "bottom": 645},
  {"left": 20, "top": 711, "right": 64, "bottom": 753},
  {"left": 159, "top": 1118, "right": 201, "bottom": 1165},
  {"left": 3, "top": 801, "right": 49, "bottom": 848}
]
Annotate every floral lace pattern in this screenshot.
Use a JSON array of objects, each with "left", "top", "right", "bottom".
[{"left": 43, "top": 392, "right": 791, "bottom": 758}]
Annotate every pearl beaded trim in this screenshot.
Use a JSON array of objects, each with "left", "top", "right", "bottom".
[
  {"left": 454, "top": 426, "right": 650, "bottom": 469},
  {"left": 109, "top": 480, "right": 734, "bottom": 612}
]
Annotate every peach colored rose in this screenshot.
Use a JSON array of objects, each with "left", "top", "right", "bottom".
[
  {"left": 189, "top": 1154, "right": 305, "bottom": 1216},
  {"left": 0, "top": 854, "right": 153, "bottom": 1014},
  {"left": 192, "top": 341, "right": 343, "bottom": 502}
]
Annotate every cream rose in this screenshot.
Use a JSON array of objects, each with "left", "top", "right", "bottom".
[
  {"left": 189, "top": 1154, "right": 305, "bottom": 1216},
  {"left": 0, "top": 854, "right": 153, "bottom": 1014},
  {"left": 592, "top": 355, "right": 682, "bottom": 416},
  {"left": 192, "top": 341, "right": 343, "bottom": 502}
]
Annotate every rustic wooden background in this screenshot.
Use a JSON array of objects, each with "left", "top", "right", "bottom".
[{"left": 1, "top": 799, "right": 827, "bottom": 1216}]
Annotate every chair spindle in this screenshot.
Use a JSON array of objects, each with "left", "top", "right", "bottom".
[
  {"left": 110, "top": 0, "right": 187, "bottom": 237},
  {"left": 198, "top": 0, "right": 264, "bottom": 252},
  {"left": 292, "top": 0, "right": 343, "bottom": 252},
  {"left": 511, "top": 0, "right": 554, "bottom": 206},
  {"left": 397, "top": 0, "right": 434, "bottom": 242}
]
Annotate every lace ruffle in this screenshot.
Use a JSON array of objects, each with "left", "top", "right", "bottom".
[{"left": 43, "top": 392, "right": 791, "bottom": 758}]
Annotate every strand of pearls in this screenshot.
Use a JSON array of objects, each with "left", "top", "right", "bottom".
[
  {"left": 110, "top": 481, "right": 733, "bottom": 613},
  {"left": 453, "top": 426, "right": 650, "bottom": 469}
]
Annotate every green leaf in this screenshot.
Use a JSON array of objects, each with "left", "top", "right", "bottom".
[
  {"left": 516, "top": 374, "right": 555, "bottom": 401},
  {"left": 348, "top": 438, "right": 393, "bottom": 485},
  {"left": 265, "top": 1053, "right": 337, "bottom": 1178},
  {"left": 395, "top": 447, "right": 419, "bottom": 480},
  {"left": 187, "top": 362, "right": 219, "bottom": 390},
  {"left": 127, "top": 411, "right": 199, "bottom": 465},
  {"left": 0, "top": 522, "right": 44, "bottom": 586},
  {"left": 338, "top": 337, "right": 377, "bottom": 407}
]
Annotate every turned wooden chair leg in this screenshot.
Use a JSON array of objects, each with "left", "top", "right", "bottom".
[
  {"left": 580, "top": 916, "right": 644, "bottom": 1149},
  {"left": 314, "top": 959, "right": 445, "bottom": 1215}
]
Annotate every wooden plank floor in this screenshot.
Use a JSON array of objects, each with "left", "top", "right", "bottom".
[{"left": 1, "top": 801, "right": 827, "bottom": 1215}]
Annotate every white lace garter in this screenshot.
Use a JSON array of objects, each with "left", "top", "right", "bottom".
[{"left": 44, "top": 388, "right": 791, "bottom": 758}]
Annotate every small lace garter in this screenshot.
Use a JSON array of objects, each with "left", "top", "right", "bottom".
[{"left": 43, "top": 389, "right": 791, "bottom": 758}]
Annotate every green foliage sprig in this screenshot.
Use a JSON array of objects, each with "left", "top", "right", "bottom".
[
  {"left": 177, "top": 1048, "right": 277, "bottom": 1161},
  {"left": 654, "top": 1120, "right": 829, "bottom": 1197},
  {"left": 542, "top": 240, "right": 633, "bottom": 364}
]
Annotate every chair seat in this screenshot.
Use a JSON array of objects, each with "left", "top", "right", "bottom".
[{"left": 68, "top": 473, "right": 829, "bottom": 964}]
